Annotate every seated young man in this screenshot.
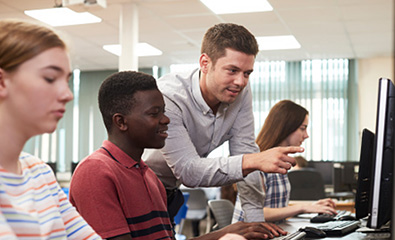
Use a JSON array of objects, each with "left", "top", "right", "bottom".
[{"left": 69, "top": 71, "right": 286, "bottom": 240}]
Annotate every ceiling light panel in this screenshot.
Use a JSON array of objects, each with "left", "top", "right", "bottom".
[
  {"left": 256, "top": 35, "right": 301, "bottom": 50},
  {"left": 103, "top": 43, "right": 163, "bottom": 57},
  {"left": 24, "top": 8, "right": 101, "bottom": 27},
  {"left": 200, "top": 0, "right": 273, "bottom": 14}
]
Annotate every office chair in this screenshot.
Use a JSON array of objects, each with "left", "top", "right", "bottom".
[
  {"left": 180, "top": 188, "right": 208, "bottom": 237},
  {"left": 46, "top": 162, "right": 57, "bottom": 174},
  {"left": 207, "top": 199, "right": 234, "bottom": 231},
  {"left": 174, "top": 192, "right": 190, "bottom": 239},
  {"left": 288, "top": 168, "right": 326, "bottom": 200}
]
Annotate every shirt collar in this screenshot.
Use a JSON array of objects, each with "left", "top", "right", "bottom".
[
  {"left": 101, "top": 140, "right": 147, "bottom": 169},
  {"left": 191, "top": 68, "right": 229, "bottom": 115}
]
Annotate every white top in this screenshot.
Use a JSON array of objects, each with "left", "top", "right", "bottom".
[{"left": 0, "top": 152, "right": 100, "bottom": 239}]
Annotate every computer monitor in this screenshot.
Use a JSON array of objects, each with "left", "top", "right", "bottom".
[
  {"left": 333, "top": 161, "right": 358, "bottom": 193},
  {"left": 355, "top": 128, "right": 375, "bottom": 219},
  {"left": 367, "top": 78, "right": 395, "bottom": 229},
  {"left": 309, "top": 160, "right": 358, "bottom": 192},
  {"left": 308, "top": 161, "right": 334, "bottom": 186}
]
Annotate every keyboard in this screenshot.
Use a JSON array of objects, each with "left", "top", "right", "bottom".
[
  {"left": 314, "top": 220, "right": 360, "bottom": 236},
  {"left": 272, "top": 231, "right": 306, "bottom": 240}
]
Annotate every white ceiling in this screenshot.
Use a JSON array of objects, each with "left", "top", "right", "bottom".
[{"left": 0, "top": 0, "right": 393, "bottom": 71}]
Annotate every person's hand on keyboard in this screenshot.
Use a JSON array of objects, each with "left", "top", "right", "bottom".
[
  {"left": 313, "top": 198, "right": 336, "bottom": 208},
  {"left": 266, "top": 198, "right": 337, "bottom": 222},
  {"left": 309, "top": 198, "right": 337, "bottom": 215},
  {"left": 294, "top": 198, "right": 337, "bottom": 218}
]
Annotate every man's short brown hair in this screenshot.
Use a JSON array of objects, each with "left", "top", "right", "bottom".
[{"left": 201, "top": 23, "right": 259, "bottom": 65}]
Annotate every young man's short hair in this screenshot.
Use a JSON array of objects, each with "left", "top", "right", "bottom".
[
  {"left": 98, "top": 71, "right": 158, "bottom": 132},
  {"left": 201, "top": 23, "right": 259, "bottom": 65}
]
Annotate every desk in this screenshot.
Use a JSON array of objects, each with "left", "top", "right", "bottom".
[
  {"left": 326, "top": 191, "right": 355, "bottom": 201},
  {"left": 277, "top": 218, "right": 389, "bottom": 239},
  {"left": 289, "top": 200, "right": 355, "bottom": 213}
]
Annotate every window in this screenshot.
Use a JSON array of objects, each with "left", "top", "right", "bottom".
[
  {"left": 251, "top": 59, "right": 352, "bottom": 161},
  {"left": 23, "top": 61, "right": 355, "bottom": 174}
]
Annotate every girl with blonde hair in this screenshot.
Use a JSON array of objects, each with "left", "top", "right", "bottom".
[{"left": 0, "top": 19, "right": 100, "bottom": 239}]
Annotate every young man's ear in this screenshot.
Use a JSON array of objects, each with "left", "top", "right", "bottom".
[
  {"left": 199, "top": 53, "right": 210, "bottom": 74},
  {"left": 0, "top": 68, "right": 9, "bottom": 98},
  {"left": 113, "top": 113, "right": 128, "bottom": 131}
]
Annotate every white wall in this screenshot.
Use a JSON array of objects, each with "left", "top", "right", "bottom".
[{"left": 358, "top": 57, "right": 394, "bottom": 137}]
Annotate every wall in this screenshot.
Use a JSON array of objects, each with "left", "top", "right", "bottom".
[{"left": 358, "top": 57, "right": 394, "bottom": 138}]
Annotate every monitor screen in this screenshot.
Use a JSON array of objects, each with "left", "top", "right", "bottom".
[
  {"left": 367, "top": 78, "right": 395, "bottom": 229},
  {"left": 355, "top": 128, "right": 375, "bottom": 219}
]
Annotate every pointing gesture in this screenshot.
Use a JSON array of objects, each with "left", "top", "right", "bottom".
[{"left": 242, "top": 146, "right": 304, "bottom": 176}]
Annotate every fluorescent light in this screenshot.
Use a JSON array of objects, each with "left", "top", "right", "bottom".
[
  {"left": 200, "top": 0, "right": 273, "bottom": 14},
  {"left": 24, "top": 8, "right": 101, "bottom": 27},
  {"left": 256, "top": 35, "right": 301, "bottom": 50},
  {"left": 103, "top": 43, "right": 163, "bottom": 57}
]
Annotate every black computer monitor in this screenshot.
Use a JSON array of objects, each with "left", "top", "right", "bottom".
[
  {"left": 308, "top": 161, "right": 334, "bottom": 186},
  {"left": 333, "top": 161, "right": 358, "bottom": 193},
  {"left": 355, "top": 128, "right": 375, "bottom": 219},
  {"left": 367, "top": 78, "right": 395, "bottom": 229}
]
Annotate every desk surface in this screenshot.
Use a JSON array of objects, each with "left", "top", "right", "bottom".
[{"left": 277, "top": 218, "right": 388, "bottom": 239}]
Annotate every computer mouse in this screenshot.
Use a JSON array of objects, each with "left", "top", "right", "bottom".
[
  {"left": 337, "top": 215, "right": 356, "bottom": 221},
  {"left": 300, "top": 226, "right": 327, "bottom": 238},
  {"left": 310, "top": 213, "right": 335, "bottom": 223}
]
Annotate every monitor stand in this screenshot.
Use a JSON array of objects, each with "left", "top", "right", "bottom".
[{"left": 357, "top": 219, "right": 391, "bottom": 233}]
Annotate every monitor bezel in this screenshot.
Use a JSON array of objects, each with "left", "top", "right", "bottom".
[{"left": 368, "top": 78, "right": 395, "bottom": 229}]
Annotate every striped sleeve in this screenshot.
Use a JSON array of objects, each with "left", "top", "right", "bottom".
[
  {"left": 57, "top": 186, "right": 101, "bottom": 240},
  {"left": 0, "top": 210, "right": 18, "bottom": 240},
  {"left": 42, "top": 163, "right": 101, "bottom": 240}
]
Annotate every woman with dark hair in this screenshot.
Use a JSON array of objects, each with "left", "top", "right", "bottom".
[{"left": 233, "top": 100, "right": 336, "bottom": 223}]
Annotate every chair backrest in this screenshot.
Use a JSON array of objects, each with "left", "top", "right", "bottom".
[
  {"left": 181, "top": 188, "right": 208, "bottom": 220},
  {"left": 174, "top": 192, "right": 190, "bottom": 225},
  {"left": 181, "top": 188, "right": 208, "bottom": 209},
  {"left": 288, "top": 168, "right": 326, "bottom": 200},
  {"left": 208, "top": 199, "right": 234, "bottom": 230}
]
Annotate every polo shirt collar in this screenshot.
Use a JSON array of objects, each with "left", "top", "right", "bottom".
[{"left": 101, "top": 140, "right": 147, "bottom": 169}]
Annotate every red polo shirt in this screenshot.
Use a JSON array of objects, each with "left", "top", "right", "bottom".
[{"left": 70, "top": 140, "right": 173, "bottom": 239}]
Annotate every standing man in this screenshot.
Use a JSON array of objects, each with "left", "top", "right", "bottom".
[{"left": 143, "top": 23, "right": 303, "bottom": 223}]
